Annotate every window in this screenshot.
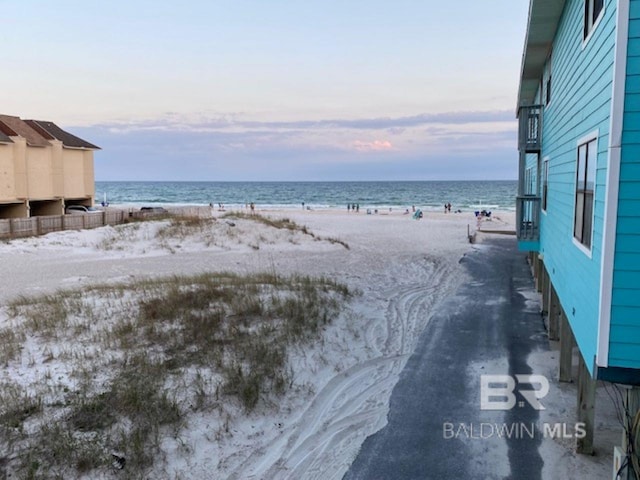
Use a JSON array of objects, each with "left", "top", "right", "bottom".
[
  {"left": 545, "top": 52, "right": 552, "bottom": 106},
  {"left": 545, "top": 75, "right": 552, "bottom": 106},
  {"left": 542, "top": 159, "right": 549, "bottom": 211},
  {"left": 584, "top": 0, "right": 604, "bottom": 40},
  {"left": 574, "top": 137, "right": 597, "bottom": 249}
]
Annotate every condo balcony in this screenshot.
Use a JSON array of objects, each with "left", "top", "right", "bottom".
[
  {"left": 518, "top": 105, "right": 542, "bottom": 153},
  {"left": 516, "top": 195, "right": 541, "bottom": 249}
]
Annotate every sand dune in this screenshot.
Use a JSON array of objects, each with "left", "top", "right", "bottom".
[{"left": 0, "top": 209, "right": 488, "bottom": 478}]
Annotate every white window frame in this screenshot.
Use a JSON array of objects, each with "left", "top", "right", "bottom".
[
  {"left": 572, "top": 130, "right": 598, "bottom": 258},
  {"left": 541, "top": 157, "right": 549, "bottom": 214},
  {"left": 583, "top": 0, "right": 605, "bottom": 48}
]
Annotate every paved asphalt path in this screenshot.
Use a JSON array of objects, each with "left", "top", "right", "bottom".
[{"left": 344, "top": 237, "right": 549, "bottom": 480}]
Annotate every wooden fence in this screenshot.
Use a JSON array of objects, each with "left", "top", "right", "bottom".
[
  {"left": 0, "top": 210, "right": 129, "bottom": 240},
  {"left": 0, "top": 206, "right": 216, "bottom": 241}
]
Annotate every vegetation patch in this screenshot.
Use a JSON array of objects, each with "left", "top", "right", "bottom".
[
  {"left": 155, "top": 216, "right": 217, "bottom": 244},
  {"left": 223, "top": 212, "right": 350, "bottom": 249},
  {"left": 0, "top": 272, "right": 350, "bottom": 478},
  {"left": 222, "top": 211, "right": 312, "bottom": 234}
]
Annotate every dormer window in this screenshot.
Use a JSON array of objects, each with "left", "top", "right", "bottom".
[{"left": 584, "top": 0, "right": 604, "bottom": 40}]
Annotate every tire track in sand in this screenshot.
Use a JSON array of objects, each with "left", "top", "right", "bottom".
[{"left": 229, "top": 256, "right": 458, "bottom": 480}]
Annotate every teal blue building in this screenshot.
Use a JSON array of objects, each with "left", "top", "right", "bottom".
[{"left": 517, "top": 0, "right": 640, "bottom": 385}]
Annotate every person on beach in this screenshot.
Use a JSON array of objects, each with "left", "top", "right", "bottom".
[
  {"left": 250, "top": 202, "right": 255, "bottom": 213},
  {"left": 302, "top": 202, "right": 305, "bottom": 210},
  {"left": 447, "top": 202, "right": 452, "bottom": 213},
  {"left": 348, "top": 204, "right": 351, "bottom": 212},
  {"left": 356, "top": 204, "right": 359, "bottom": 213},
  {"left": 444, "top": 204, "right": 448, "bottom": 214}
]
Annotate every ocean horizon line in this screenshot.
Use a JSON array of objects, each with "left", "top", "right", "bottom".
[{"left": 96, "top": 179, "right": 518, "bottom": 183}]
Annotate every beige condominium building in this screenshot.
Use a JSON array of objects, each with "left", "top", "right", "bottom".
[{"left": 0, "top": 114, "right": 100, "bottom": 218}]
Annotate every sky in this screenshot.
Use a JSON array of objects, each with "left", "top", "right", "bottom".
[{"left": 0, "top": 1, "right": 530, "bottom": 181}]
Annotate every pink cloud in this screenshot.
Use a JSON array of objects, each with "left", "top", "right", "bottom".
[{"left": 352, "top": 140, "right": 393, "bottom": 152}]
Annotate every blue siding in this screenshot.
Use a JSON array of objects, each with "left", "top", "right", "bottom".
[
  {"left": 609, "top": 0, "right": 640, "bottom": 369},
  {"left": 538, "top": 0, "right": 617, "bottom": 374}
]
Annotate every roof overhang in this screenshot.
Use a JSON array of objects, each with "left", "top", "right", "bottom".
[{"left": 517, "top": 0, "right": 567, "bottom": 111}]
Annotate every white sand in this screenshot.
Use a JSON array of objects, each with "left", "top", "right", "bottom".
[
  {"left": 1, "top": 208, "right": 611, "bottom": 479},
  {"left": 0, "top": 209, "right": 474, "bottom": 478}
]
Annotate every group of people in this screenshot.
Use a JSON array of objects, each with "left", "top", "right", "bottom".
[
  {"left": 444, "top": 202, "right": 453, "bottom": 213},
  {"left": 210, "top": 202, "right": 255, "bottom": 212},
  {"left": 347, "top": 203, "right": 360, "bottom": 213}
]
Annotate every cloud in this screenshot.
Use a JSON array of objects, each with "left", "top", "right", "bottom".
[
  {"left": 352, "top": 140, "right": 393, "bottom": 152},
  {"left": 86, "top": 109, "right": 514, "bottom": 134},
  {"left": 71, "top": 108, "right": 518, "bottom": 181}
]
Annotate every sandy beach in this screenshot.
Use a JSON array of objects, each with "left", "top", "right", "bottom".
[
  {"left": 23, "top": 208, "right": 627, "bottom": 480},
  {"left": 0, "top": 208, "right": 487, "bottom": 478}
]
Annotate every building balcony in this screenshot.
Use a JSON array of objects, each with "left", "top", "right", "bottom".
[
  {"left": 518, "top": 105, "right": 543, "bottom": 153},
  {"left": 516, "top": 195, "right": 541, "bottom": 250}
]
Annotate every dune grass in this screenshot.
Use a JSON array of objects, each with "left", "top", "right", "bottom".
[
  {"left": 0, "top": 272, "right": 350, "bottom": 478},
  {"left": 222, "top": 212, "right": 350, "bottom": 249}
]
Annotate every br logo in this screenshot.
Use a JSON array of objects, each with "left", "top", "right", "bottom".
[{"left": 480, "top": 375, "right": 549, "bottom": 411}]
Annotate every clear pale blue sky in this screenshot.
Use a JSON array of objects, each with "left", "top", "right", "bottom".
[{"left": 0, "top": 0, "right": 530, "bottom": 181}]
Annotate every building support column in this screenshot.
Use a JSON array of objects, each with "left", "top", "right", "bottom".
[
  {"left": 576, "top": 353, "right": 596, "bottom": 455},
  {"left": 548, "top": 284, "right": 560, "bottom": 341},
  {"left": 536, "top": 257, "right": 543, "bottom": 293},
  {"left": 559, "top": 310, "right": 574, "bottom": 383},
  {"left": 541, "top": 263, "right": 549, "bottom": 315},
  {"left": 529, "top": 252, "right": 535, "bottom": 276}
]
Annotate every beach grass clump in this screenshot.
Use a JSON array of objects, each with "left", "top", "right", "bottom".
[
  {"left": 2, "top": 271, "right": 350, "bottom": 478},
  {"left": 222, "top": 212, "right": 312, "bottom": 235},
  {"left": 18, "top": 422, "right": 108, "bottom": 477},
  {"left": 7, "top": 292, "right": 88, "bottom": 340},
  {"left": 324, "top": 236, "right": 350, "bottom": 250},
  {"left": 108, "top": 272, "right": 348, "bottom": 410},
  {"left": 14, "top": 356, "right": 181, "bottom": 479},
  {"left": 0, "top": 326, "right": 25, "bottom": 366},
  {"left": 0, "top": 383, "right": 42, "bottom": 431},
  {"left": 155, "top": 215, "right": 216, "bottom": 242},
  {"left": 222, "top": 212, "right": 350, "bottom": 249}
]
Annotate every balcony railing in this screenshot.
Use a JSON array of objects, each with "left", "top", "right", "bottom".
[
  {"left": 516, "top": 196, "right": 541, "bottom": 242},
  {"left": 518, "top": 105, "right": 543, "bottom": 153}
]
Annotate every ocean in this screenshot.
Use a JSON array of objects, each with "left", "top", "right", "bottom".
[{"left": 95, "top": 181, "right": 517, "bottom": 212}]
